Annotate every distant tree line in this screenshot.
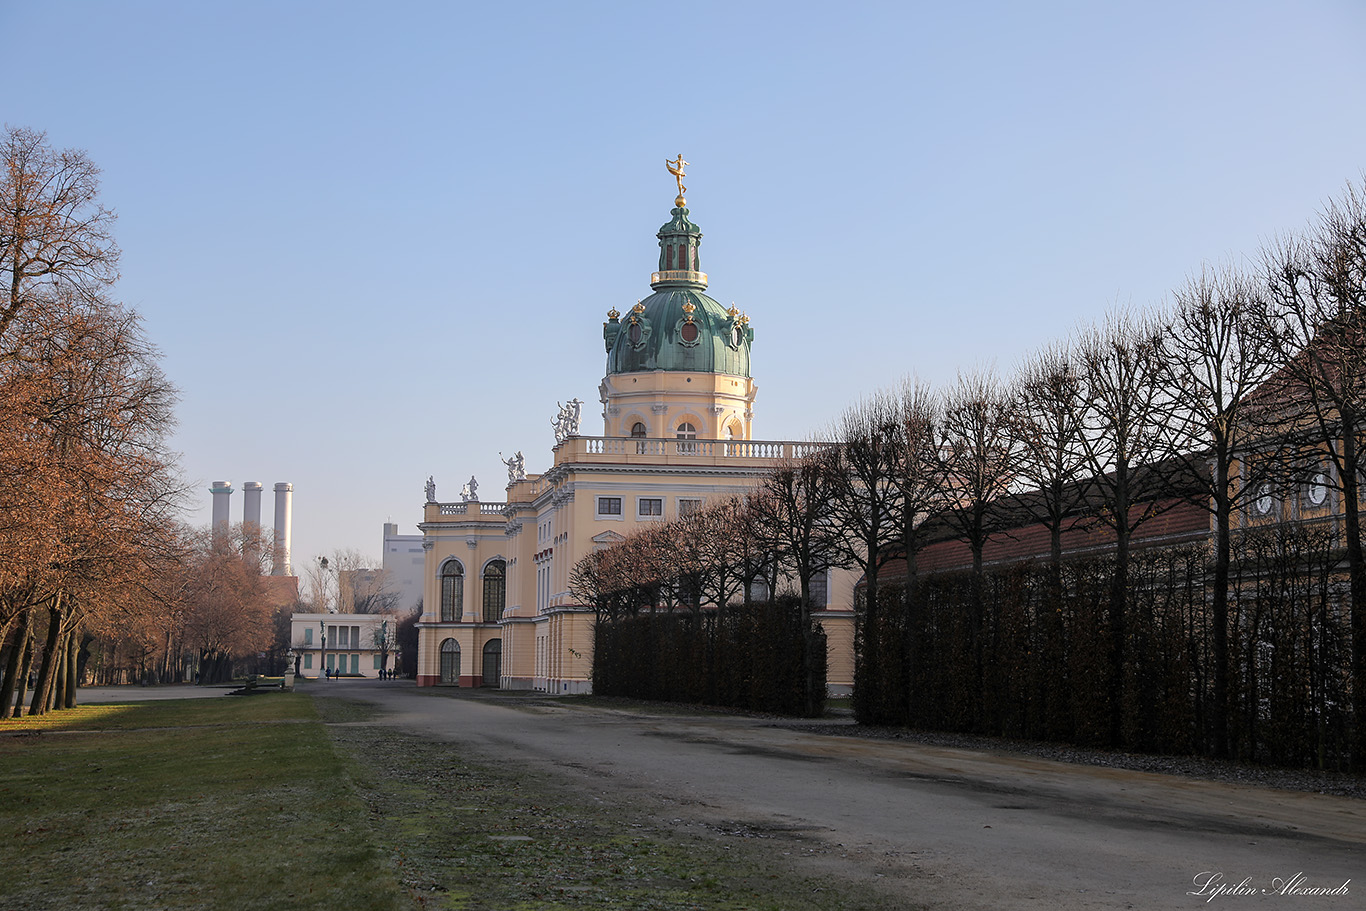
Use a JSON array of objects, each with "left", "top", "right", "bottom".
[{"left": 579, "top": 177, "right": 1366, "bottom": 771}]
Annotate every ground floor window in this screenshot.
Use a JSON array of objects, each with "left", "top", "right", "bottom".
[
  {"left": 303, "top": 653, "right": 312, "bottom": 669},
  {"left": 440, "top": 638, "right": 460, "bottom": 684},
  {"left": 483, "top": 639, "right": 502, "bottom": 688}
]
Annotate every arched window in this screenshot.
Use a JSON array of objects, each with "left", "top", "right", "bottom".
[
  {"left": 439, "top": 638, "right": 460, "bottom": 684},
  {"left": 482, "top": 639, "right": 502, "bottom": 688},
  {"left": 630, "top": 422, "right": 647, "bottom": 438},
  {"left": 440, "top": 561, "right": 464, "bottom": 622},
  {"left": 482, "top": 560, "right": 506, "bottom": 622}
]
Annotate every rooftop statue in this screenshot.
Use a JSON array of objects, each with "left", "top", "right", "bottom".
[
  {"left": 425, "top": 475, "right": 436, "bottom": 503},
  {"left": 552, "top": 398, "right": 584, "bottom": 444},
  {"left": 500, "top": 450, "right": 526, "bottom": 483},
  {"left": 460, "top": 475, "right": 478, "bottom": 502},
  {"left": 666, "top": 153, "right": 688, "bottom": 206}
]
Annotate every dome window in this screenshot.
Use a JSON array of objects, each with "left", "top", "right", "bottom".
[
  {"left": 629, "top": 322, "right": 642, "bottom": 345},
  {"left": 676, "top": 421, "right": 698, "bottom": 454},
  {"left": 681, "top": 321, "right": 699, "bottom": 343}
]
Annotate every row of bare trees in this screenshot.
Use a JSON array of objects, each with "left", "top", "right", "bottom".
[
  {"left": 577, "top": 177, "right": 1366, "bottom": 768},
  {"left": 838, "top": 178, "right": 1364, "bottom": 767},
  {"left": 0, "top": 127, "right": 294, "bottom": 711},
  {"left": 0, "top": 126, "right": 186, "bottom": 714}
]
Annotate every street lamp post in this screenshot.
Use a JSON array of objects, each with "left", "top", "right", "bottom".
[{"left": 318, "top": 556, "right": 330, "bottom": 680}]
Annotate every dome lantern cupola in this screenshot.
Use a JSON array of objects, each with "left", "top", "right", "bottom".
[{"left": 651, "top": 205, "right": 707, "bottom": 291}]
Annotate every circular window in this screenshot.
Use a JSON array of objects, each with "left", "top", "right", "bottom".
[
  {"left": 629, "top": 322, "right": 642, "bottom": 345},
  {"left": 733, "top": 324, "right": 745, "bottom": 347},
  {"left": 1253, "top": 485, "right": 1274, "bottom": 516},
  {"left": 1307, "top": 474, "right": 1329, "bottom": 506},
  {"left": 681, "top": 322, "right": 699, "bottom": 343}
]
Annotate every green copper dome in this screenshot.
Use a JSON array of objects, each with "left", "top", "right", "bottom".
[{"left": 602, "top": 206, "right": 754, "bottom": 376}]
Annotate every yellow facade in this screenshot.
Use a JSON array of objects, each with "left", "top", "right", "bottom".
[{"left": 416, "top": 433, "right": 857, "bottom": 693}]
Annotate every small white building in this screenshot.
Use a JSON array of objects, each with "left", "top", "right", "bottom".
[{"left": 289, "top": 612, "right": 400, "bottom": 677}]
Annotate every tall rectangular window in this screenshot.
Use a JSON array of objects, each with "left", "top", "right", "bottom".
[
  {"left": 304, "top": 628, "right": 313, "bottom": 645},
  {"left": 483, "top": 560, "right": 507, "bottom": 622}
]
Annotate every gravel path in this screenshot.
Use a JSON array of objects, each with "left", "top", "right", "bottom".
[
  {"left": 326, "top": 681, "right": 1365, "bottom": 911},
  {"left": 777, "top": 718, "right": 1366, "bottom": 799}
]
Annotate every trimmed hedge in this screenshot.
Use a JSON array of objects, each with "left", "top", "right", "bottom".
[{"left": 593, "top": 596, "right": 827, "bottom": 717}]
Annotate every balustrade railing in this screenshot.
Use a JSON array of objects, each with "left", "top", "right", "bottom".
[
  {"left": 650, "top": 269, "right": 708, "bottom": 286},
  {"left": 437, "top": 502, "right": 508, "bottom": 516},
  {"left": 429, "top": 439, "right": 835, "bottom": 518},
  {"left": 570, "top": 436, "right": 831, "bottom": 461}
]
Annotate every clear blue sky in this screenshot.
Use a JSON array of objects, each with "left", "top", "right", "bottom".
[{"left": 4, "top": 1, "right": 1364, "bottom": 571}]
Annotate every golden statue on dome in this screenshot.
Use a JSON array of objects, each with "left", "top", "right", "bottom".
[{"left": 666, "top": 154, "right": 689, "bottom": 207}]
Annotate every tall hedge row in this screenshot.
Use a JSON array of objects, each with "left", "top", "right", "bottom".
[
  {"left": 858, "top": 526, "right": 1353, "bottom": 768},
  {"left": 593, "top": 596, "right": 827, "bottom": 717}
]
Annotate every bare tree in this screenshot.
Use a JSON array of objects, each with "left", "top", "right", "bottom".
[
  {"left": 1161, "top": 265, "right": 1280, "bottom": 757},
  {"left": 1258, "top": 179, "right": 1366, "bottom": 769},
  {"left": 1075, "top": 310, "right": 1175, "bottom": 746},
  {"left": 0, "top": 127, "right": 118, "bottom": 348},
  {"left": 827, "top": 390, "right": 905, "bottom": 724},
  {"left": 888, "top": 379, "right": 944, "bottom": 617},
  {"left": 750, "top": 448, "right": 843, "bottom": 611},
  {"left": 746, "top": 463, "right": 842, "bottom": 719},
  {"left": 935, "top": 370, "right": 1016, "bottom": 697},
  {"left": 687, "top": 497, "right": 752, "bottom": 616},
  {"left": 1010, "top": 344, "right": 1089, "bottom": 581},
  {"left": 331, "top": 549, "right": 397, "bottom": 614}
]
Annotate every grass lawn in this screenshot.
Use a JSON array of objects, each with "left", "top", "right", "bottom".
[
  {"left": 2, "top": 692, "right": 900, "bottom": 911},
  {"left": 0, "top": 693, "right": 404, "bottom": 911}
]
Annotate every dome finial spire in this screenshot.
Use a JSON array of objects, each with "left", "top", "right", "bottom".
[{"left": 665, "top": 153, "right": 689, "bottom": 207}]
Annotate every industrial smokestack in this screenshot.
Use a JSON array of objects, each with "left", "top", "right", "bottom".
[
  {"left": 242, "top": 481, "right": 264, "bottom": 564},
  {"left": 272, "top": 482, "right": 293, "bottom": 576},
  {"left": 242, "top": 481, "right": 263, "bottom": 529},
  {"left": 209, "top": 481, "right": 233, "bottom": 535}
]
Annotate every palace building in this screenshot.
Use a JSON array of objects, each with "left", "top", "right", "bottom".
[{"left": 414, "top": 167, "right": 856, "bottom": 692}]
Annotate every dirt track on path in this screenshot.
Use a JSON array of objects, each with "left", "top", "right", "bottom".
[{"left": 328, "top": 681, "right": 1362, "bottom": 910}]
